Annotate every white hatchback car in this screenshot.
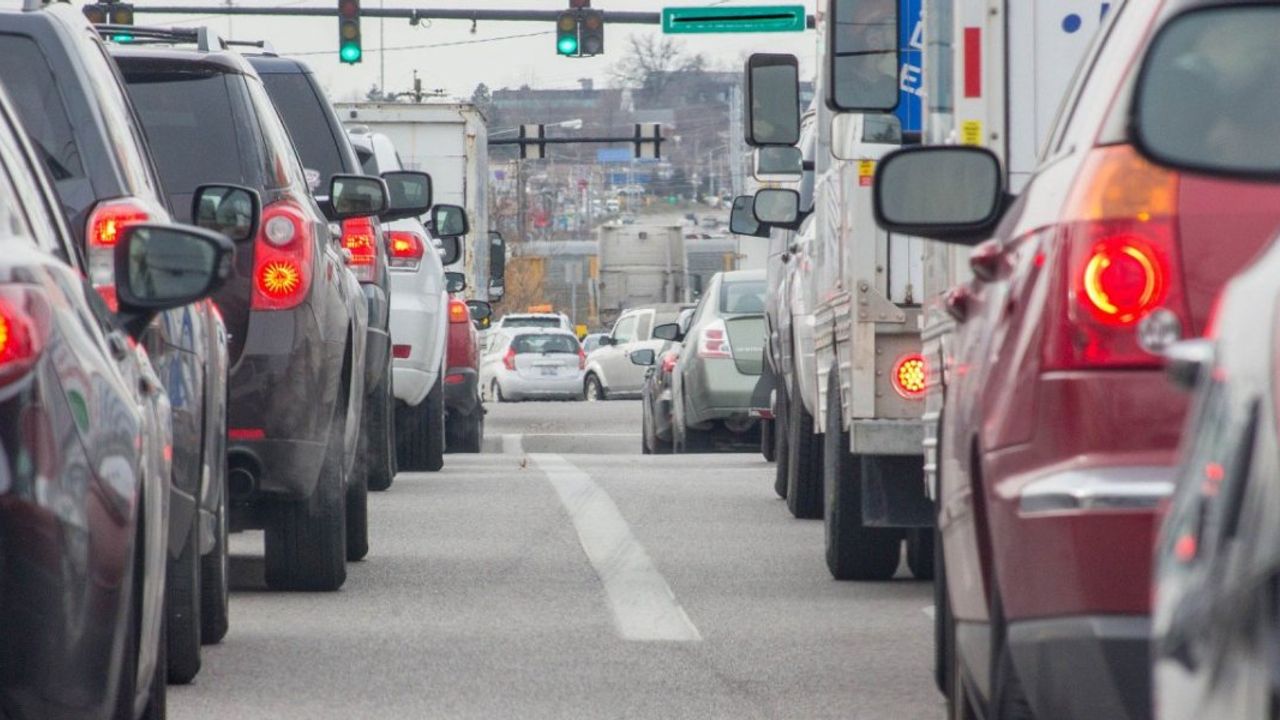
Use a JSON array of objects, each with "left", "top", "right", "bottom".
[{"left": 480, "top": 329, "right": 585, "bottom": 402}]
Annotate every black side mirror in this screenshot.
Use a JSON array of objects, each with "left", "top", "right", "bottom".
[
  {"left": 827, "top": 0, "right": 900, "bottom": 112},
  {"left": 597, "top": 335, "right": 615, "bottom": 347},
  {"left": 114, "top": 223, "right": 234, "bottom": 338},
  {"left": 381, "top": 171, "right": 433, "bottom": 222},
  {"left": 467, "top": 299, "right": 493, "bottom": 323},
  {"left": 744, "top": 53, "right": 801, "bottom": 147},
  {"left": 754, "top": 189, "right": 802, "bottom": 229},
  {"left": 652, "top": 322, "right": 683, "bottom": 342},
  {"left": 192, "top": 184, "right": 260, "bottom": 243},
  {"left": 489, "top": 231, "right": 506, "bottom": 287},
  {"left": 1130, "top": 5, "right": 1280, "bottom": 180},
  {"left": 330, "top": 174, "right": 389, "bottom": 220},
  {"left": 730, "top": 195, "right": 769, "bottom": 238},
  {"left": 433, "top": 204, "right": 470, "bottom": 238},
  {"left": 629, "top": 349, "right": 657, "bottom": 367},
  {"left": 873, "top": 146, "right": 1007, "bottom": 244},
  {"left": 445, "top": 271, "right": 467, "bottom": 294},
  {"left": 437, "top": 236, "right": 463, "bottom": 266}
]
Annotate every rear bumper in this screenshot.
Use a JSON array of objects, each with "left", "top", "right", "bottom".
[
  {"left": 228, "top": 438, "right": 327, "bottom": 501},
  {"left": 686, "top": 358, "right": 759, "bottom": 424},
  {"left": 499, "top": 371, "right": 584, "bottom": 400},
  {"left": 443, "top": 368, "right": 480, "bottom": 416},
  {"left": 1008, "top": 614, "right": 1151, "bottom": 720},
  {"left": 390, "top": 289, "right": 445, "bottom": 406}
]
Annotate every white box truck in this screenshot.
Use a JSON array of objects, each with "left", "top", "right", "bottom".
[{"left": 596, "top": 224, "right": 686, "bottom": 327}]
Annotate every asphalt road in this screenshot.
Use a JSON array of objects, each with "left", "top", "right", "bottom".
[{"left": 177, "top": 400, "right": 939, "bottom": 719}]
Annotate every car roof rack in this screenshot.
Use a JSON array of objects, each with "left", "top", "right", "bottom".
[{"left": 95, "top": 24, "right": 275, "bottom": 54}]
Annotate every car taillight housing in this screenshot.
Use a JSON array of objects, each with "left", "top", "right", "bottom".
[
  {"left": 0, "top": 286, "right": 49, "bottom": 388},
  {"left": 86, "top": 198, "right": 151, "bottom": 311},
  {"left": 697, "top": 320, "right": 733, "bottom": 359},
  {"left": 448, "top": 298, "right": 469, "bottom": 324},
  {"left": 578, "top": 347, "right": 587, "bottom": 370},
  {"left": 340, "top": 216, "right": 378, "bottom": 282},
  {"left": 892, "top": 353, "right": 926, "bottom": 398},
  {"left": 387, "top": 230, "right": 425, "bottom": 271},
  {"left": 252, "top": 200, "right": 314, "bottom": 311},
  {"left": 1044, "top": 145, "right": 1189, "bottom": 370},
  {"left": 660, "top": 351, "right": 678, "bottom": 374},
  {"left": 503, "top": 346, "right": 517, "bottom": 371}
]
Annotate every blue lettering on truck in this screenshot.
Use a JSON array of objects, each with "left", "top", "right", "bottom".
[{"left": 896, "top": 0, "right": 924, "bottom": 134}]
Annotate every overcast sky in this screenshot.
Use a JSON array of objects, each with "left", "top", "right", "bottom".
[{"left": 75, "top": 0, "right": 819, "bottom": 103}]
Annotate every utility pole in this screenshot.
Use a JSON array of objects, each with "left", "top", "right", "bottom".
[{"left": 517, "top": 159, "right": 527, "bottom": 244}]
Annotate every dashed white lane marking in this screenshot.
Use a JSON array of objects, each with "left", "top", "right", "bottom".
[
  {"left": 532, "top": 453, "right": 702, "bottom": 643},
  {"left": 502, "top": 434, "right": 524, "bottom": 455},
  {"left": 923, "top": 605, "right": 935, "bottom": 620}
]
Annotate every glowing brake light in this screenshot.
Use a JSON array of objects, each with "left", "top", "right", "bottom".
[
  {"left": 697, "top": 320, "right": 733, "bottom": 359},
  {"left": 660, "top": 351, "right": 678, "bottom": 374},
  {"left": 448, "top": 298, "right": 469, "bottom": 324},
  {"left": 86, "top": 199, "right": 151, "bottom": 310},
  {"left": 1081, "top": 237, "right": 1165, "bottom": 326},
  {"left": 0, "top": 287, "right": 48, "bottom": 387},
  {"left": 251, "top": 200, "right": 313, "bottom": 311},
  {"left": 340, "top": 216, "right": 378, "bottom": 282},
  {"left": 503, "top": 346, "right": 517, "bottom": 370},
  {"left": 387, "top": 230, "right": 425, "bottom": 271},
  {"left": 892, "top": 353, "right": 926, "bottom": 398}
]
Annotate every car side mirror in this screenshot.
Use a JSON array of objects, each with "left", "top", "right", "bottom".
[
  {"left": 433, "top": 204, "right": 469, "bottom": 238},
  {"left": 114, "top": 223, "right": 234, "bottom": 338},
  {"left": 730, "top": 195, "right": 769, "bottom": 237},
  {"left": 330, "top": 174, "right": 389, "bottom": 220},
  {"left": 380, "top": 171, "right": 433, "bottom": 222},
  {"left": 744, "top": 53, "right": 801, "bottom": 147},
  {"left": 652, "top": 322, "right": 683, "bottom": 342},
  {"left": 1129, "top": 5, "right": 1280, "bottom": 180},
  {"left": 827, "top": 0, "right": 900, "bottom": 112},
  {"left": 629, "top": 349, "right": 657, "bottom": 367},
  {"left": 467, "top": 299, "right": 492, "bottom": 323},
  {"left": 445, "top": 271, "right": 467, "bottom": 294},
  {"left": 873, "top": 146, "right": 1008, "bottom": 244},
  {"left": 489, "top": 231, "right": 506, "bottom": 287},
  {"left": 754, "top": 189, "right": 802, "bottom": 229},
  {"left": 437, "top": 235, "right": 463, "bottom": 266},
  {"left": 192, "top": 184, "right": 260, "bottom": 243},
  {"left": 597, "top": 335, "right": 615, "bottom": 347}
]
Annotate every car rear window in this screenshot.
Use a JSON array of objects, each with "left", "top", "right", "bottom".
[
  {"left": 0, "top": 34, "right": 87, "bottom": 187},
  {"left": 355, "top": 145, "right": 378, "bottom": 174},
  {"left": 720, "top": 279, "right": 766, "bottom": 314},
  {"left": 123, "top": 71, "right": 258, "bottom": 199},
  {"left": 259, "top": 73, "right": 348, "bottom": 188},
  {"left": 504, "top": 317, "right": 561, "bottom": 329},
  {"left": 512, "top": 334, "right": 579, "bottom": 354}
]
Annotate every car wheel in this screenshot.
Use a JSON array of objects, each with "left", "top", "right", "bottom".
[
  {"left": 264, "top": 380, "right": 349, "bottom": 592},
  {"left": 448, "top": 406, "right": 484, "bottom": 453},
  {"left": 365, "top": 356, "right": 395, "bottom": 492},
  {"left": 584, "top": 373, "right": 605, "bottom": 401},
  {"left": 773, "top": 383, "right": 789, "bottom": 499},
  {"left": 785, "top": 373, "right": 823, "bottom": 519},
  {"left": 641, "top": 402, "right": 653, "bottom": 454},
  {"left": 398, "top": 375, "right": 446, "bottom": 471},
  {"left": 115, "top": 499, "right": 167, "bottom": 720},
  {"left": 906, "top": 528, "right": 935, "bottom": 580},
  {"left": 345, "top": 446, "right": 369, "bottom": 562},
  {"left": 491, "top": 380, "right": 506, "bottom": 403},
  {"left": 199, "top": 481, "right": 229, "bottom": 645},
  {"left": 823, "top": 372, "right": 901, "bottom": 581},
  {"left": 165, "top": 505, "right": 201, "bottom": 684},
  {"left": 761, "top": 418, "right": 776, "bottom": 462}
]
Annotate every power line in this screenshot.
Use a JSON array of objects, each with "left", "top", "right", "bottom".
[{"left": 286, "top": 29, "right": 552, "bottom": 56}]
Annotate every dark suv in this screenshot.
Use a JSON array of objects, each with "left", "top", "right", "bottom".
[
  {"left": 0, "top": 3, "right": 233, "bottom": 682},
  {"left": 110, "top": 33, "right": 374, "bottom": 591},
  {"left": 249, "top": 53, "right": 396, "bottom": 497}
]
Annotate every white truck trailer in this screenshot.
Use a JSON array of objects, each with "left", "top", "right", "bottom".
[
  {"left": 333, "top": 101, "right": 497, "bottom": 301},
  {"left": 596, "top": 224, "right": 687, "bottom": 327}
]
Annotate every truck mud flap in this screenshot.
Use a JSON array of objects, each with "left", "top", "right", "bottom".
[
  {"left": 749, "top": 364, "right": 774, "bottom": 415},
  {"left": 861, "top": 454, "right": 934, "bottom": 528}
]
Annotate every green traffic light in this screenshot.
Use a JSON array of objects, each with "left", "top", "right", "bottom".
[
  {"left": 340, "top": 42, "right": 362, "bottom": 63},
  {"left": 557, "top": 36, "right": 578, "bottom": 55}
]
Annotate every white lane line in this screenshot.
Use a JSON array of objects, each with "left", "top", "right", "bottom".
[
  {"left": 502, "top": 433, "right": 524, "bottom": 455},
  {"left": 923, "top": 605, "right": 935, "bottom": 620},
  {"left": 532, "top": 453, "right": 702, "bottom": 643}
]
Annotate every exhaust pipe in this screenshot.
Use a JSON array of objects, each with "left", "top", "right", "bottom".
[{"left": 227, "top": 451, "right": 260, "bottom": 499}]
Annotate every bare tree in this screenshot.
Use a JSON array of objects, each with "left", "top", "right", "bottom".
[{"left": 608, "top": 34, "right": 708, "bottom": 97}]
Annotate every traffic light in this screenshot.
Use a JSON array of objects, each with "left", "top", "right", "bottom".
[
  {"left": 580, "top": 10, "right": 604, "bottom": 56},
  {"left": 83, "top": 2, "right": 135, "bottom": 26},
  {"left": 338, "top": 0, "right": 362, "bottom": 65},
  {"left": 555, "top": 11, "right": 579, "bottom": 56}
]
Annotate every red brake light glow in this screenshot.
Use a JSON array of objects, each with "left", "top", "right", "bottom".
[
  {"left": 228, "top": 427, "right": 266, "bottom": 441},
  {"left": 387, "top": 230, "right": 425, "bottom": 271},
  {"left": 252, "top": 200, "right": 313, "bottom": 311},
  {"left": 0, "top": 287, "right": 47, "bottom": 386},
  {"left": 86, "top": 199, "right": 151, "bottom": 310},
  {"left": 449, "top": 299, "right": 469, "bottom": 324},
  {"left": 892, "top": 353, "right": 926, "bottom": 398},
  {"left": 341, "top": 217, "right": 378, "bottom": 282},
  {"left": 1080, "top": 236, "right": 1165, "bottom": 326}
]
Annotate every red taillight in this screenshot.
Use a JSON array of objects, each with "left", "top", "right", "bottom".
[
  {"left": 393, "top": 344, "right": 412, "bottom": 359},
  {"left": 0, "top": 286, "right": 48, "bottom": 387},
  {"left": 252, "top": 200, "right": 313, "bottom": 311},
  {"left": 1044, "top": 145, "right": 1188, "bottom": 369},
  {"left": 445, "top": 373, "right": 466, "bottom": 385},
  {"left": 578, "top": 347, "right": 587, "bottom": 370},
  {"left": 387, "top": 230, "right": 425, "bottom": 271},
  {"left": 697, "top": 320, "right": 733, "bottom": 359},
  {"left": 503, "top": 346, "right": 517, "bottom": 371},
  {"left": 341, "top": 216, "right": 377, "bottom": 282},
  {"left": 86, "top": 199, "right": 151, "bottom": 310},
  {"left": 660, "top": 351, "right": 678, "bottom": 374},
  {"left": 449, "top": 299, "right": 469, "bottom": 324},
  {"left": 892, "top": 353, "right": 926, "bottom": 399},
  {"left": 228, "top": 427, "right": 265, "bottom": 441}
]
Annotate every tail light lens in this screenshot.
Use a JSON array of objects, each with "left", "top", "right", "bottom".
[
  {"left": 660, "top": 351, "right": 678, "bottom": 374},
  {"left": 387, "top": 230, "right": 425, "bottom": 271},
  {"left": 0, "top": 286, "right": 49, "bottom": 387},
  {"left": 86, "top": 199, "right": 151, "bottom": 311},
  {"left": 1044, "top": 145, "right": 1188, "bottom": 369},
  {"left": 252, "top": 200, "right": 314, "bottom": 311},
  {"left": 697, "top": 320, "right": 733, "bottom": 359},
  {"left": 393, "top": 344, "right": 412, "bottom": 359},
  {"left": 578, "top": 347, "right": 587, "bottom": 370},
  {"left": 892, "top": 353, "right": 926, "bottom": 398},
  {"left": 448, "top": 298, "right": 469, "bottom": 324},
  {"left": 503, "top": 346, "right": 517, "bottom": 371},
  {"left": 340, "top": 216, "right": 378, "bottom": 282}
]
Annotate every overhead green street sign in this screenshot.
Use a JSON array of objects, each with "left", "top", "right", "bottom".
[{"left": 662, "top": 5, "right": 807, "bottom": 34}]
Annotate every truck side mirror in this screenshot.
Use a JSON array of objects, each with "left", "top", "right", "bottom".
[
  {"left": 744, "top": 53, "right": 801, "bottom": 147},
  {"left": 827, "top": 0, "right": 900, "bottom": 113},
  {"left": 489, "top": 231, "right": 506, "bottom": 287},
  {"left": 754, "top": 189, "right": 802, "bottom": 230},
  {"left": 754, "top": 146, "right": 804, "bottom": 182},
  {"left": 730, "top": 195, "right": 769, "bottom": 237}
]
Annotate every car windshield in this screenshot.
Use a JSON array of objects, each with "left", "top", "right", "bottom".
[
  {"left": 504, "top": 317, "right": 561, "bottom": 328},
  {"left": 511, "top": 334, "right": 578, "bottom": 354},
  {"left": 719, "top": 279, "right": 767, "bottom": 314}
]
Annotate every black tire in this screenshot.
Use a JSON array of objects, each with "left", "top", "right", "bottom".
[
  {"left": 365, "top": 357, "right": 395, "bottom": 492},
  {"left": 761, "top": 418, "right": 776, "bottom": 462},
  {"left": 345, "top": 448, "right": 369, "bottom": 562},
  {"left": 199, "top": 482, "right": 229, "bottom": 645},
  {"left": 823, "top": 372, "right": 902, "bottom": 581},
  {"left": 907, "top": 528, "right": 935, "bottom": 580},
  {"left": 264, "top": 385, "right": 349, "bottom": 592},
  {"left": 115, "top": 502, "right": 167, "bottom": 720},
  {"left": 934, "top": 526, "right": 952, "bottom": 699},
  {"left": 447, "top": 405, "right": 484, "bottom": 453},
  {"left": 641, "top": 401, "right": 653, "bottom": 454},
  {"left": 491, "top": 380, "right": 506, "bottom": 403},
  {"left": 786, "top": 374, "right": 823, "bottom": 519},
  {"left": 773, "top": 383, "right": 789, "bottom": 499},
  {"left": 584, "top": 373, "right": 605, "bottom": 401},
  {"left": 165, "top": 507, "right": 201, "bottom": 684},
  {"left": 398, "top": 375, "right": 446, "bottom": 472}
]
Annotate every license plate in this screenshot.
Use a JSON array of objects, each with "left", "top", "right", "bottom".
[{"left": 540, "top": 367, "right": 557, "bottom": 376}]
